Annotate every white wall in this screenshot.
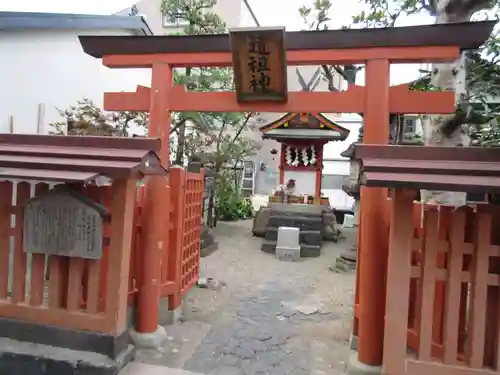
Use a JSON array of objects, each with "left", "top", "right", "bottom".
[
  {"left": 323, "top": 160, "right": 350, "bottom": 175},
  {"left": 322, "top": 116, "right": 363, "bottom": 165},
  {"left": 239, "top": 0, "right": 258, "bottom": 27},
  {"left": 0, "top": 29, "right": 151, "bottom": 135}
]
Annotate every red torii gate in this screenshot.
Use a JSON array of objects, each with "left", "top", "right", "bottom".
[{"left": 79, "top": 20, "right": 494, "bottom": 370}]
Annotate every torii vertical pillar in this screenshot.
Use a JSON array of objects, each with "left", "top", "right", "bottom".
[
  {"left": 356, "top": 59, "right": 390, "bottom": 369},
  {"left": 137, "top": 62, "right": 173, "bottom": 334}
]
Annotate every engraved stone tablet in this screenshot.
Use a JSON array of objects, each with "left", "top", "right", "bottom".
[
  {"left": 23, "top": 186, "right": 108, "bottom": 260},
  {"left": 276, "top": 226, "right": 300, "bottom": 262}
]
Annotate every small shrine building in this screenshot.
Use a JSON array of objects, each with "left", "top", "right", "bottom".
[{"left": 260, "top": 112, "right": 349, "bottom": 203}]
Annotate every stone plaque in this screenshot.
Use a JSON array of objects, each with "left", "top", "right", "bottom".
[{"left": 23, "top": 187, "right": 108, "bottom": 260}]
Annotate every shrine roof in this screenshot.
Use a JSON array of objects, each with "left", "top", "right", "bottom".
[
  {"left": 79, "top": 21, "right": 495, "bottom": 58},
  {"left": 259, "top": 112, "right": 350, "bottom": 141},
  {"left": 262, "top": 128, "right": 345, "bottom": 141},
  {"left": 355, "top": 144, "right": 500, "bottom": 192},
  {"left": 0, "top": 134, "right": 166, "bottom": 183}
]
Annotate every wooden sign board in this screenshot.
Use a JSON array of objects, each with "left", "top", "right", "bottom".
[
  {"left": 23, "top": 186, "right": 109, "bottom": 260},
  {"left": 230, "top": 27, "right": 288, "bottom": 103}
]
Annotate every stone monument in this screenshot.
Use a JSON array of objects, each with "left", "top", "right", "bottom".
[{"left": 275, "top": 226, "right": 300, "bottom": 261}]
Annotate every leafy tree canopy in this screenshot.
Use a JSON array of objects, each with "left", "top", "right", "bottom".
[{"left": 299, "top": 0, "right": 500, "bottom": 145}]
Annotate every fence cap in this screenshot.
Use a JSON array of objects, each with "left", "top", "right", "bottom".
[
  {"left": 0, "top": 134, "right": 167, "bottom": 183},
  {"left": 355, "top": 144, "right": 500, "bottom": 193}
]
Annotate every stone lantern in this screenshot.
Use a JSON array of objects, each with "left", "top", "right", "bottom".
[{"left": 335, "top": 126, "right": 363, "bottom": 270}]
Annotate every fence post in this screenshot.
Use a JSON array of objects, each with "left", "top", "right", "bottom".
[
  {"left": 137, "top": 176, "right": 168, "bottom": 334},
  {"left": 168, "top": 166, "right": 185, "bottom": 310},
  {"left": 105, "top": 178, "right": 137, "bottom": 333}
]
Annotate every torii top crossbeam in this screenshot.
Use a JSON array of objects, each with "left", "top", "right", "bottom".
[{"left": 80, "top": 21, "right": 494, "bottom": 67}]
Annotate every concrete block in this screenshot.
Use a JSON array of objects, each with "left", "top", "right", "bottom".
[
  {"left": 300, "top": 244, "right": 321, "bottom": 257},
  {"left": 343, "top": 214, "right": 356, "bottom": 228},
  {"left": 260, "top": 240, "right": 277, "bottom": 254},
  {"left": 264, "top": 227, "right": 322, "bottom": 246},
  {"left": 346, "top": 352, "right": 382, "bottom": 375},
  {"left": 129, "top": 325, "right": 167, "bottom": 349},
  {"left": 158, "top": 298, "right": 183, "bottom": 326},
  {"left": 276, "top": 247, "right": 301, "bottom": 261},
  {"left": 349, "top": 334, "right": 359, "bottom": 351},
  {"left": 0, "top": 337, "right": 134, "bottom": 375},
  {"left": 119, "top": 362, "right": 206, "bottom": 375},
  {"left": 268, "top": 215, "right": 323, "bottom": 231},
  {"left": 276, "top": 226, "right": 300, "bottom": 262},
  {"left": 276, "top": 226, "right": 300, "bottom": 248}
]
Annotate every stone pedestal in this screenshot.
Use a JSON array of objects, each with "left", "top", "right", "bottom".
[
  {"left": 276, "top": 226, "right": 301, "bottom": 261},
  {"left": 0, "top": 318, "right": 134, "bottom": 375},
  {"left": 261, "top": 204, "right": 323, "bottom": 257}
]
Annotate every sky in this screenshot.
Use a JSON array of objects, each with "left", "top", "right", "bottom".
[{"left": 1, "top": 0, "right": 434, "bottom": 84}]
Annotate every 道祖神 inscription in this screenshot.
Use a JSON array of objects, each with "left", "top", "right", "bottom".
[
  {"left": 248, "top": 35, "right": 271, "bottom": 93},
  {"left": 23, "top": 187, "right": 107, "bottom": 260},
  {"left": 230, "top": 27, "right": 287, "bottom": 102}
]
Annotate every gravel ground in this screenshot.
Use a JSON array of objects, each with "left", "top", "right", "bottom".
[{"left": 135, "top": 220, "right": 356, "bottom": 375}]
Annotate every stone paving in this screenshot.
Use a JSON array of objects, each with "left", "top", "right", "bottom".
[
  {"left": 134, "top": 220, "right": 356, "bottom": 375},
  {"left": 184, "top": 282, "right": 343, "bottom": 375}
]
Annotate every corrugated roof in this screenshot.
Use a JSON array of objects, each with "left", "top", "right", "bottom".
[
  {"left": 262, "top": 128, "right": 344, "bottom": 141},
  {"left": 0, "top": 134, "right": 166, "bottom": 183},
  {"left": 0, "top": 168, "right": 100, "bottom": 182},
  {"left": 0, "top": 11, "right": 153, "bottom": 35},
  {"left": 355, "top": 144, "right": 500, "bottom": 192}
]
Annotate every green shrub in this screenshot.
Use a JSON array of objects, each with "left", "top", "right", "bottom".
[{"left": 216, "top": 182, "right": 253, "bottom": 221}]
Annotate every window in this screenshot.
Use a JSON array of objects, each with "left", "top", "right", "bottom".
[
  {"left": 162, "top": 11, "right": 189, "bottom": 28},
  {"left": 403, "top": 118, "right": 416, "bottom": 134}
]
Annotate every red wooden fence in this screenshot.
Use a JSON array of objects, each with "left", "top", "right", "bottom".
[
  {"left": 0, "top": 166, "right": 204, "bottom": 334},
  {"left": 129, "top": 167, "right": 204, "bottom": 310},
  {"left": 355, "top": 199, "right": 500, "bottom": 373},
  {"left": 0, "top": 181, "right": 131, "bottom": 333},
  {"left": 385, "top": 197, "right": 500, "bottom": 375}
]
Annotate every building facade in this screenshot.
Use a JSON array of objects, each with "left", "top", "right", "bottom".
[{"left": 0, "top": 11, "right": 152, "bottom": 135}]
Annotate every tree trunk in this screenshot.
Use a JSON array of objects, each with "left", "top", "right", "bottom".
[
  {"left": 421, "top": 0, "right": 489, "bottom": 205},
  {"left": 174, "top": 122, "right": 187, "bottom": 165},
  {"left": 174, "top": 67, "right": 192, "bottom": 166},
  {"left": 207, "top": 191, "right": 215, "bottom": 228}
]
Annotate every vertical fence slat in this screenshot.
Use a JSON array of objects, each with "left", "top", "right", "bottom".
[
  {"left": 12, "top": 182, "right": 30, "bottom": 303},
  {"left": 419, "top": 209, "right": 439, "bottom": 361},
  {"left": 29, "top": 183, "right": 49, "bottom": 306},
  {"left": 443, "top": 210, "right": 465, "bottom": 365},
  {"left": 384, "top": 189, "right": 414, "bottom": 375},
  {"left": 86, "top": 260, "right": 100, "bottom": 313},
  {"left": 105, "top": 178, "right": 136, "bottom": 332},
  {"left": 168, "top": 167, "right": 185, "bottom": 310},
  {"left": 98, "top": 187, "right": 111, "bottom": 312},
  {"left": 67, "top": 258, "right": 84, "bottom": 311},
  {"left": 0, "top": 182, "right": 13, "bottom": 299},
  {"left": 459, "top": 207, "right": 475, "bottom": 354},
  {"left": 433, "top": 206, "right": 451, "bottom": 351},
  {"left": 160, "top": 184, "right": 171, "bottom": 286},
  {"left": 468, "top": 213, "right": 490, "bottom": 368},
  {"left": 48, "top": 256, "right": 67, "bottom": 308}
]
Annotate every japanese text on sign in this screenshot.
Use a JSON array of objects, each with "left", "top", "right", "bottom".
[
  {"left": 23, "top": 190, "right": 104, "bottom": 260},
  {"left": 247, "top": 36, "right": 271, "bottom": 93}
]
